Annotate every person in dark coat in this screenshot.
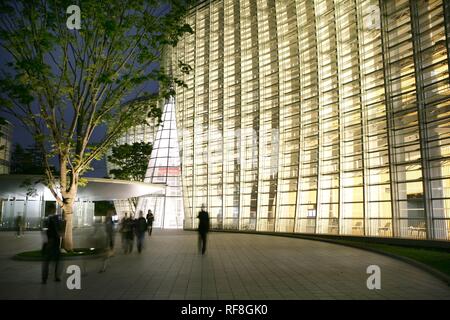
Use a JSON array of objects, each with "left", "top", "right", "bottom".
[
  {"left": 124, "top": 214, "right": 135, "bottom": 254},
  {"left": 120, "top": 212, "right": 129, "bottom": 253},
  {"left": 197, "top": 204, "right": 210, "bottom": 255},
  {"left": 105, "top": 210, "right": 115, "bottom": 251},
  {"left": 146, "top": 210, "right": 154, "bottom": 236},
  {"left": 41, "top": 213, "right": 64, "bottom": 284},
  {"left": 135, "top": 211, "right": 148, "bottom": 253},
  {"left": 15, "top": 215, "right": 24, "bottom": 237}
]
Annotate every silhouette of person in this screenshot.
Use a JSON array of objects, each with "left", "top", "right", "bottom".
[
  {"left": 146, "top": 209, "right": 154, "bottom": 236},
  {"left": 100, "top": 210, "right": 115, "bottom": 273},
  {"left": 135, "top": 211, "right": 148, "bottom": 253},
  {"left": 105, "top": 210, "right": 115, "bottom": 251},
  {"left": 120, "top": 212, "right": 129, "bottom": 253},
  {"left": 15, "top": 215, "right": 24, "bottom": 237},
  {"left": 216, "top": 211, "right": 223, "bottom": 230},
  {"left": 124, "top": 213, "right": 135, "bottom": 254},
  {"left": 120, "top": 212, "right": 134, "bottom": 254},
  {"left": 41, "top": 212, "right": 63, "bottom": 284},
  {"left": 197, "top": 204, "right": 210, "bottom": 255}
]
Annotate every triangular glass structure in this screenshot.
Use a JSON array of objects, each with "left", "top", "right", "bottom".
[{"left": 136, "top": 97, "right": 184, "bottom": 228}]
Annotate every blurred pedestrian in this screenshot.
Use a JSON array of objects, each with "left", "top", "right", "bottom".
[
  {"left": 124, "top": 213, "right": 135, "bottom": 254},
  {"left": 100, "top": 210, "right": 116, "bottom": 272},
  {"left": 41, "top": 212, "right": 64, "bottom": 284},
  {"left": 146, "top": 209, "right": 154, "bottom": 236},
  {"left": 120, "top": 212, "right": 129, "bottom": 253},
  {"left": 135, "top": 211, "right": 148, "bottom": 253},
  {"left": 105, "top": 210, "right": 115, "bottom": 251},
  {"left": 197, "top": 204, "right": 210, "bottom": 255},
  {"left": 15, "top": 215, "right": 24, "bottom": 237}
]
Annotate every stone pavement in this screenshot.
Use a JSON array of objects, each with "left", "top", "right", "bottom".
[{"left": 0, "top": 229, "right": 449, "bottom": 300}]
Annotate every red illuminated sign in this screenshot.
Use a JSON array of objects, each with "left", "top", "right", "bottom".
[{"left": 157, "top": 167, "right": 180, "bottom": 176}]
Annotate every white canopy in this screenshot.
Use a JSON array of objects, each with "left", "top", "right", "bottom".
[{"left": 0, "top": 175, "right": 166, "bottom": 201}]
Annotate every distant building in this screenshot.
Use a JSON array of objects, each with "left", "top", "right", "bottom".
[{"left": 0, "top": 120, "right": 13, "bottom": 175}]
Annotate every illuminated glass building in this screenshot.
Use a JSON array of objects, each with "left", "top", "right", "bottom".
[{"left": 166, "top": 0, "right": 450, "bottom": 240}]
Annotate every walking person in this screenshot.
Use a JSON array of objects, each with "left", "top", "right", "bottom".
[
  {"left": 15, "top": 215, "right": 24, "bottom": 237},
  {"left": 125, "top": 214, "right": 135, "bottom": 254},
  {"left": 105, "top": 210, "right": 115, "bottom": 252},
  {"left": 100, "top": 210, "right": 115, "bottom": 272},
  {"left": 41, "top": 212, "right": 64, "bottom": 284},
  {"left": 120, "top": 212, "right": 129, "bottom": 254},
  {"left": 146, "top": 209, "right": 154, "bottom": 236},
  {"left": 135, "top": 211, "right": 148, "bottom": 253},
  {"left": 197, "top": 204, "right": 210, "bottom": 255}
]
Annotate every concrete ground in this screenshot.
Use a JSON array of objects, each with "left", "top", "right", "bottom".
[{"left": 0, "top": 229, "right": 449, "bottom": 300}]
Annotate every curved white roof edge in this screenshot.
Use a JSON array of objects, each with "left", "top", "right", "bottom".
[{"left": 0, "top": 174, "right": 166, "bottom": 201}]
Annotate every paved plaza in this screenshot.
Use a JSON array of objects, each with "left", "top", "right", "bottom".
[{"left": 0, "top": 229, "right": 449, "bottom": 300}]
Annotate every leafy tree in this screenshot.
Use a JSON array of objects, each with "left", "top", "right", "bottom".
[
  {"left": 108, "top": 142, "right": 153, "bottom": 181},
  {"left": 108, "top": 141, "right": 153, "bottom": 214},
  {"left": 0, "top": 0, "right": 193, "bottom": 250}
]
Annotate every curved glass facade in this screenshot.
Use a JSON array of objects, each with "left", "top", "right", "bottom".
[{"left": 167, "top": 0, "right": 450, "bottom": 240}]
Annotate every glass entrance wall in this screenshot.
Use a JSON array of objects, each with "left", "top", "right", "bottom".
[
  {"left": 0, "top": 198, "right": 44, "bottom": 229},
  {"left": 168, "top": 0, "right": 450, "bottom": 240},
  {"left": 0, "top": 198, "right": 94, "bottom": 229}
]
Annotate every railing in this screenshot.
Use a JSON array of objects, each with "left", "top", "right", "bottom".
[{"left": 186, "top": 216, "right": 450, "bottom": 241}]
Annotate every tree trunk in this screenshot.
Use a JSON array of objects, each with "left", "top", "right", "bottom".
[
  {"left": 59, "top": 158, "right": 78, "bottom": 251},
  {"left": 62, "top": 203, "right": 74, "bottom": 251},
  {"left": 130, "top": 197, "right": 137, "bottom": 216}
]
